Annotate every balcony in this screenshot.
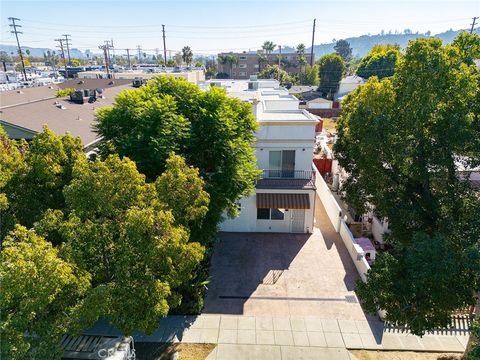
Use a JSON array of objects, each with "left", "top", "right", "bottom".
[{"left": 255, "top": 169, "right": 316, "bottom": 190}]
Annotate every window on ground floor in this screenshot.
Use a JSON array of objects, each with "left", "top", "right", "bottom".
[{"left": 257, "top": 208, "right": 285, "bottom": 220}]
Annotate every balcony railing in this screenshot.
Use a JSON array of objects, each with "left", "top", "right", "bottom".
[
  {"left": 256, "top": 169, "right": 316, "bottom": 189},
  {"left": 260, "top": 169, "right": 315, "bottom": 180}
]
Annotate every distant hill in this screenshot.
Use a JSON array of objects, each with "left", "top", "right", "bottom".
[
  {"left": 1, "top": 27, "right": 479, "bottom": 60},
  {"left": 277, "top": 28, "right": 480, "bottom": 58},
  {"left": 0, "top": 45, "right": 88, "bottom": 59}
]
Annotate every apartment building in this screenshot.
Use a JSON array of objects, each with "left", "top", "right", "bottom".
[
  {"left": 216, "top": 51, "right": 314, "bottom": 80},
  {"left": 206, "top": 78, "right": 319, "bottom": 233}
]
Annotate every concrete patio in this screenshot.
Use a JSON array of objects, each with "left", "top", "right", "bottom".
[{"left": 203, "top": 196, "right": 367, "bottom": 320}]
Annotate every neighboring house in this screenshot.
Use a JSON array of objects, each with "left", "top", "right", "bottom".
[
  {"left": 217, "top": 51, "right": 314, "bottom": 80},
  {"left": 0, "top": 78, "right": 133, "bottom": 151},
  {"left": 335, "top": 75, "right": 365, "bottom": 99},
  {"left": 306, "top": 97, "right": 333, "bottom": 109},
  {"left": 209, "top": 79, "right": 319, "bottom": 233}
]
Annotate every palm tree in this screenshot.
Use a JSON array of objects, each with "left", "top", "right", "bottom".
[
  {"left": 257, "top": 53, "right": 267, "bottom": 72},
  {"left": 262, "top": 41, "right": 276, "bottom": 55},
  {"left": 296, "top": 43, "right": 306, "bottom": 56},
  {"left": 226, "top": 55, "right": 237, "bottom": 78},
  {"left": 182, "top": 46, "right": 193, "bottom": 66}
]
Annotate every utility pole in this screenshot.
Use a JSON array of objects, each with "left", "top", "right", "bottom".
[
  {"left": 137, "top": 45, "right": 142, "bottom": 64},
  {"left": 55, "top": 38, "right": 68, "bottom": 79},
  {"left": 310, "top": 18, "right": 316, "bottom": 66},
  {"left": 471, "top": 17, "right": 478, "bottom": 34},
  {"left": 111, "top": 39, "right": 115, "bottom": 65},
  {"left": 278, "top": 45, "right": 282, "bottom": 82},
  {"left": 126, "top": 48, "right": 132, "bottom": 69},
  {"left": 99, "top": 44, "right": 110, "bottom": 77},
  {"left": 62, "top": 34, "right": 72, "bottom": 65},
  {"left": 8, "top": 17, "right": 27, "bottom": 81},
  {"left": 162, "top": 24, "right": 167, "bottom": 66}
]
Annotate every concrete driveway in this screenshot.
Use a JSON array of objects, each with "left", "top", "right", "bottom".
[{"left": 204, "top": 196, "right": 368, "bottom": 320}]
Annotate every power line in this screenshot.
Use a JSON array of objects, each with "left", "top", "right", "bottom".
[
  {"left": 62, "top": 34, "right": 72, "bottom": 65},
  {"left": 310, "top": 18, "right": 316, "bottom": 66},
  {"left": 98, "top": 44, "right": 111, "bottom": 77},
  {"left": 8, "top": 17, "right": 27, "bottom": 81},
  {"left": 471, "top": 17, "right": 478, "bottom": 34},
  {"left": 162, "top": 24, "right": 167, "bottom": 65},
  {"left": 54, "top": 37, "right": 68, "bottom": 78}
]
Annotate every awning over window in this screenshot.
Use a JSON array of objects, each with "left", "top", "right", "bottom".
[{"left": 256, "top": 193, "right": 310, "bottom": 209}]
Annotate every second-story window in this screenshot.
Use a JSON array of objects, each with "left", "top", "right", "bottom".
[{"left": 268, "top": 150, "right": 295, "bottom": 178}]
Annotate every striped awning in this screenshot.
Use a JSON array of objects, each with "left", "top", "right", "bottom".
[{"left": 256, "top": 193, "right": 310, "bottom": 209}]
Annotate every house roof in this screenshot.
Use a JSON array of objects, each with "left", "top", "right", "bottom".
[
  {"left": 307, "top": 97, "right": 332, "bottom": 104},
  {"left": 340, "top": 75, "right": 365, "bottom": 84},
  {"left": 0, "top": 86, "right": 59, "bottom": 108},
  {"left": 58, "top": 78, "right": 132, "bottom": 90},
  {"left": 0, "top": 84, "right": 133, "bottom": 147},
  {"left": 289, "top": 85, "right": 317, "bottom": 94}
]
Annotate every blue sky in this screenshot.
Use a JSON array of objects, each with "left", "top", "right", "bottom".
[{"left": 1, "top": 0, "right": 479, "bottom": 54}]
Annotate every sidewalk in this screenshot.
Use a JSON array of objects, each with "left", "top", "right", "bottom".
[{"left": 86, "top": 314, "right": 469, "bottom": 353}]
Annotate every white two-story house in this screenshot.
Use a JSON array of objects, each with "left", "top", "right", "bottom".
[{"left": 207, "top": 79, "right": 319, "bottom": 233}]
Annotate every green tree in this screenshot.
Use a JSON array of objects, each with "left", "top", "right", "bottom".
[
  {"left": 96, "top": 76, "right": 259, "bottom": 245},
  {"left": 0, "top": 50, "right": 12, "bottom": 62},
  {"left": 297, "top": 64, "right": 319, "bottom": 85},
  {"left": 334, "top": 34, "right": 480, "bottom": 335},
  {"left": 39, "top": 154, "right": 206, "bottom": 335},
  {"left": 166, "top": 58, "right": 176, "bottom": 67},
  {"left": 334, "top": 39, "right": 352, "bottom": 61},
  {"left": 70, "top": 58, "right": 82, "bottom": 66},
  {"left": 1, "top": 127, "right": 83, "bottom": 238},
  {"left": 317, "top": 53, "right": 346, "bottom": 99},
  {"left": 0, "top": 225, "right": 90, "bottom": 360},
  {"left": 257, "top": 53, "right": 267, "bottom": 72},
  {"left": 258, "top": 64, "right": 292, "bottom": 84},
  {"left": 155, "top": 153, "right": 209, "bottom": 229},
  {"left": 356, "top": 44, "right": 400, "bottom": 79},
  {"left": 0, "top": 126, "right": 24, "bottom": 212},
  {"left": 262, "top": 41, "right": 276, "bottom": 54},
  {"left": 181, "top": 46, "right": 193, "bottom": 66},
  {"left": 225, "top": 55, "right": 237, "bottom": 77}
]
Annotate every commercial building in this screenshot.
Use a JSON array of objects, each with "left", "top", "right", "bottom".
[
  {"left": 217, "top": 51, "right": 314, "bottom": 80},
  {"left": 76, "top": 68, "right": 205, "bottom": 84},
  {"left": 206, "top": 78, "right": 319, "bottom": 233}
]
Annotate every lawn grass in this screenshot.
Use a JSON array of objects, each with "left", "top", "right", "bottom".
[
  {"left": 135, "top": 342, "right": 216, "bottom": 360},
  {"left": 321, "top": 117, "right": 338, "bottom": 133}
]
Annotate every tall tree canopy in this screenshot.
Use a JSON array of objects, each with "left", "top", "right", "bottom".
[
  {"left": 334, "top": 39, "right": 353, "bottom": 61},
  {"left": 95, "top": 76, "right": 259, "bottom": 245},
  {"left": 335, "top": 33, "right": 480, "bottom": 335},
  {"left": 181, "top": 46, "right": 193, "bottom": 65},
  {"left": 317, "top": 53, "right": 346, "bottom": 99},
  {"left": 0, "top": 226, "right": 91, "bottom": 359},
  {"left": 258, "top": 64, "right": 292, "bottom": 84},
  {"left": 297, "top": 64, "right": 319, "bottom": 85},
  {"left": 262, "top": 40, "right": 276, "bottom": 54},
  {"left": 356, "top": 44, "right": 400, "bottom": 79},
  {"left": 0, "top": 127, "right": 83, "bottom": 239}
]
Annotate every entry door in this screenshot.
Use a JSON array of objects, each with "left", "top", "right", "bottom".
[{"left": 291, "top": 209, "right": 305, "bottom": 233}]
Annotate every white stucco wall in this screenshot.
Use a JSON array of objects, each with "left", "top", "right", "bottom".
[
  {"left": 256, "top": 123, "right": 316, "bottom": 142},
  {"left": 219, "top": 189, "right": 315, "bottom": 233}
]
